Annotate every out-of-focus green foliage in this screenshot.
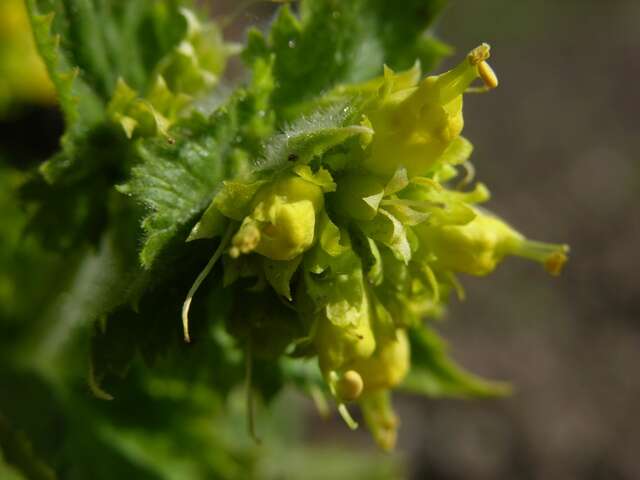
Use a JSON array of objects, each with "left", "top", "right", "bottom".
[{"left": 0, "top": 0, "right": 55, "bottom": 114}]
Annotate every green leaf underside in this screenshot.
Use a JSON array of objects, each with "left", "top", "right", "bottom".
[
  {"left": 402, "top": 327, "right": 511, "bottom": 398},
  {"left": 119, "top": 111, "right": 233, "bottom": 268}
]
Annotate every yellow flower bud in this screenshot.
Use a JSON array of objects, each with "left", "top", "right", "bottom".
[
  {"left": 334, "top": 370, "right": 364, "bottom": 402},
  {"left": 229, "top": 219, "right": 261, "bottom": 258},
  {"left": 364, "top": 44, "right": 498, "bottom": 178},
  {"left": 348, "top": 329, "right": 410, "bottom": 393},
  {"left": 315, "top": 296, "right": 377, "bottom": 376},
  {"left": 240, "top": 175, "right": 325, "bottom": 261},
  {"left": 359, "top": 390, "right": 399, "bottom": 451},
  {"left": 415, "top": 209, "right": 569, "bottom": 276}
]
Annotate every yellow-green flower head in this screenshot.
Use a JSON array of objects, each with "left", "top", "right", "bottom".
[
  {"left": 415, "top": 209, "right": 569, "bottom": 276},
  {"left": 230, "top": 174, "right": 325, "bottom": 261},
  {"left": 364, "top": 44, "right": 498, "bottom": 178}
]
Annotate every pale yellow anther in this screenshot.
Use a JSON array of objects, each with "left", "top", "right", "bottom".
[
  {"left": 336, "top": 370, "right": 364, "bottom": 402},
  {"left": 229, "top": 223, "right": 261, "bottom": 258},
  {"left": 467, "top": 43, "right": 491, "bottom": 66},
  {"left": 544, "top": 251, "right": 568, "bottom": 276},
  {"left": 478, "top": 61, "right": 499, "bottom": 89}
]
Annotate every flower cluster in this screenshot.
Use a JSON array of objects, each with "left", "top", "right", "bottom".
[{"left": 185, "top": 44, "right": 568, "bottom": 450}]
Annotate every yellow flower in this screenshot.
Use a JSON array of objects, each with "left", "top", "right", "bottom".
[
  {"left": 349, "top": 329, "right": 410, "bottom": 392},
  {"left": 230, "top": 174, "right": 325, "bottom": 261},
  {"left": 415, "top": 209, "right": 569, "bottom": 276},
  {"left": 363, "top": 44, "right": 498, "bottom": 178},
  {"left": 314, "top": 285, "right": 377, "bottom": 380}
]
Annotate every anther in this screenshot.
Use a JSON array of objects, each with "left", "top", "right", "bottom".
[
  {"left": 336, "top": 370, "right": 364, "bottom": 402},
  {"left": 229, "top": 222, "right": 261, "bottom": 258},
  {"left": 478, "top": 61, "right": 499, "bottom": 89},
  {"left": 544, "top": 251, "right": 568, "bottom": 276}
]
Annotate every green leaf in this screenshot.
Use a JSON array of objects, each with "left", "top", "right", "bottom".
[
  {"left": 359, "top": 209, "right": 412, "bottom": 264},
  {"left": 304, "top": 254, "right": 367, "bottom": 328},
  {"left": 118, "top": 109, "right": 237, "bottom": 268},
  {"left": 26, "top": 1, "right": 237, "bottom": 188},
  {"left": 26, "top": 0, "right": 104, "bottom": 137},
  {"left": 0, "top": 166, "right": 68, "bottom": 327},
  {"left": 212, "top": 179, "right": 268, "bottom": 222},
  {"left": 227, "top": 290, "right": 303, "bottom": 362},
  {"left": 259, "top": 103, "right": 372, "bottom": 172},
  {"left": 19, "top": 126, "right": 130, "bottom": 252},
  {"left": 186, "top": 200, "right": 228, "bottom": 241},
  {"left": 25, "top": 0, "right": 190, "bottom": 183},
  {"left": 263, "top": 256, "right": 302, "bottom": 300},
  {"left": 106, "top": 77, "right": 191, "bottom": 139},
  {"left": 363, "top": 0, "right": 451, "bottom": 71},
  {"left": 402, "top": 327, "right": 511, "bottom": 398},
  {"left": 247, "top": 0, "right": 450, "bottom": 116},
  {"left": 349, "top": 229, "right": 383, "bottom": 285},
  {"left": 28, "top": 0, "right": 188, "bottom": 101}
]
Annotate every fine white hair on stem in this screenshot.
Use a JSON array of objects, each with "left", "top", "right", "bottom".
[{"left": 182, "top": 224, "right": 234, "bottom": 343}]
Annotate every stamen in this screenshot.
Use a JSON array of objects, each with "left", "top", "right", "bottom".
[
  {"left": 338, "top": 403, "right": 359, "bottom": 430},
  {"left": 446, "top": 271, "right": 466, "bottom": 301},
  {"left": 544, "top": 251, "right": 568, "bottom": 276},
  {"left": 455, "top": 161, "right": 476, "bottom": 191},
  {"left": 421, "top": 264, "right": 440, "bottom": 304},
  {"left": 514, "top": 240, "right": 569, "bottom": 276},
  {"left": 335, "top": 370, "right": 364, "bottom": 402},
  {"left": 229, "top": 221, "right": 261, "bottom": 258},
  {"left": 182, "top": 225, "right": 234, "bottom": 343},
  {"left": 478, "top": 61, "right": 498, "bottom": 89},
  {"left": 327, "top": 370, "right": 359, "bottom": 429}
]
